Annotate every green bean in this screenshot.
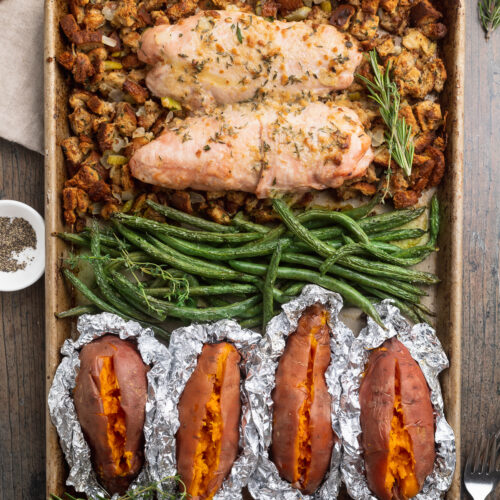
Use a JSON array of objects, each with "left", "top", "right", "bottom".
[
  {"left": 297, "top": 208, "right": 419, "bottom": 237},
  {"left": 337, "top": 254, "right": 439, "bottom": 284},
  {"left": 148, "top": 234, "right": 261, "bottom": 284},
  {"left": 289, "top": 239, "right": 401, "bottom": 255},
  {"left": 57, "top": 232, "right": 89, "bottom": 246},
  {"left": 63, "top": 268, "right": 125, "bottom": 315},
  {"left": 81, "top": 228, "right": 132, "bottom": 249},
  {"left": 146, "top": 200, "right": 238, "bottom": 233},
  {"left": 307, "top": 227, "right": 344, "bottom": 240},
  {"left": 57, "top": 232, "right": 123, "bottom": 258},
  {"left": 112, "top": 272, "right": 261, "bottom": 322},
  {"left": 114, "top": 221, "right": 258, "bottom": 284},
  {"left": 360, "top": 286, "right": 420, "bottom": 324},
  {"left": 358, "top": 207, "right": 425, "bottom": 234},
  {"left": 228, "top": 260, "right": 384, "bottom": 327},
  {"left": 272, "top": 199, "right": 336, "bottom": 258},
  {"left": 114, "top": 213, "right": 261, "bottom": 243},
  {"left": 103, "top": 251, "right": 149, "bottom": 274},
  {"left": 146, "top": 284, "right": 257, "bottom": 297},
  {"left": 340, "top": 192, "right": 382, "bottom": 219},
  {"left": 154, "top": 232, "right": 292, "bottom": 261},
  {"left": 163, "top": 268, "right": 200, "bottom": 287},
  {"left": 320, "top": 243, "right": 361, "bottom": 274},
  {"left": 392, "top": 245, "right": 436, "bottom": 259},
  {"left": 280, "top": 246, "right": 437, "bottom": 287},
  {"left": 56, "top": 305, "right": 98, "bottom": 318},
  {"left": 236, "top": 301, "right": 263, "bottom": 319},
  {"left": 249, "top": 206, "right": 426, "bottom": 246},
  {"left": 369, "top": 228, "right": 427, "bottom": 242},
  {"left": 385, "top": 279, "right": 428, "bottom": 297},
  {"left": 367, "top": 241, "right": 402, "bottom": 253},
  {"left": 239, "top": 316, "right": 262, "bottom": 329},
  {"left": 272, "top": 289, "right": 296, "bottom": 304},
  {"left": 354, "top": 243, "right": 434, "bottom": 267},
  {"left": 428, "top": 195, "right": 440, "bottom": 246},
  {"left": 110, "top": 270, "right": 170, "bottom": 311},
  {"left": 279, "top": 253, "right": 421, "bottom": 303},
  {"left": 413, "top": 307, "right": 428, "bottom": 324},
  {"left": 232, "top": 212, "right": 270, "bottom": 234},
  {"left": 294, "top": 206, "right": 371, "bottom": 243},
  {"left": 413, "top": 302, "right": 436, "bottom": 317},
  {"left": 263, "top": 241, "right": 282, "bottom": 330},
  {"left": 62, "top": 269, "right": 170, "bottom": 339},
  {"left": 281, "top": 282, "right": 306, "bottom": 296},
  {"left": 90, "top": 223, "right": 156, "bottom": 321}
]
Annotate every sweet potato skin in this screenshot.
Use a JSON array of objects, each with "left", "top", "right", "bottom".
[
  {"left": 176, "top": 342, "right": 241, "bottom": 500},
  {"left": 271, "top": 304, "right": 335, "bottom": 495},
  {"left": 73, "top": 335, "right": 148, "bottom": 495},
  {"left": 359, "top": 337, "right": 435, "bottom": 500}
]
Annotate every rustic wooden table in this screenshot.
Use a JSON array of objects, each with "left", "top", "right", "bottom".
[{"left": 0, "top": 3, "right": 498, "bottom": 498}]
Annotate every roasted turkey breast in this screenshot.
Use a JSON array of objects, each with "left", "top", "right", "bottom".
[
  {"left": 130, "top": 100, "right": 373, "bottom": 198},
  {"left": 139, "top": 10, "right": 362, "bottom": 110}
]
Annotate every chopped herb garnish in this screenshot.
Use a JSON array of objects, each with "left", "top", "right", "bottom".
[{"left": 236, "top": 23, "right": 243, "bottom": 44}]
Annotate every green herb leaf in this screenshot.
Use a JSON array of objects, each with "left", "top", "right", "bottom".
[
  {"left": 51, "top": 475, "right": 188, "bottom": 500},
  {"left": 236, "top": 23, "right": 243, "bottom": 43},
  {"left": 357, "top": 50, "right": 414, "bottom": 179},
  {"left": 478, "top": 0, "right": 500, "bottom": 39}
]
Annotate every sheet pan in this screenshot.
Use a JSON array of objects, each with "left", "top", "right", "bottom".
[{"left": 44, "top": 0, "right": 465, "bottom": 497}]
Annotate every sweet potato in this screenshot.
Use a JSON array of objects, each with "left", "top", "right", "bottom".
[
  {"left": 359, "top": 337, "right": 435, "bottom": 500},
  {"left": 73, "top": 335, "right": 148, "bottom": 495},
  {"left": 271, "top": 304, "right": 335, "bottom": 495},
  {"left": 176, "top": 342, "right": 241, "bottom": 500}
]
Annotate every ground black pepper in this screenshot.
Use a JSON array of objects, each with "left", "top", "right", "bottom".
[{"left": 0, "top": 217, "right": 37, "bottom": 272}]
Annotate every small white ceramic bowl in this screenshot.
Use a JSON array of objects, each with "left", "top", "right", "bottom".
[{"left": 0, "top": 200, "right": 45, "bottom": 292}]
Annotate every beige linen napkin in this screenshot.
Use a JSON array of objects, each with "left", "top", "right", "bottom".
[{"left": 0, "top": 0, "right": 45, "bottom": 154}]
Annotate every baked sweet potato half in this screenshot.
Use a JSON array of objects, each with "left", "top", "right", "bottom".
[
  {"left": 73, "top": 335, "right": 148, "bottom": 495},
  {"left": 359, "top": 337, "right": 435, "bottom": 500},
  {"left": 176, "top": 342, "right": 241, "bottom": 500},
  {"left": 271, "top": 304, "right": 336, "bottom": 495}
]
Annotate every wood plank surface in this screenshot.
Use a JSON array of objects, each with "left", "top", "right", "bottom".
[
  {"left": 0, "top": 1, "right": 498, "bottom": 498},
  {"left": 0, "top": 138, "right": 46, "bottom": 497},
  {"left": 460, "top": 0, "right": 500, "bottom": 470}
]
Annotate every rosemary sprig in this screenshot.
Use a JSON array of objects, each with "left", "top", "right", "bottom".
[
  {"left": 50, "top": 475, "right": 188, "bottom": 499},
  {"left": 357, "top": 50, "right": 415, "bottom": 178},
  {"left": 479, "top": 0, "right": 500, "bottom": 38}
]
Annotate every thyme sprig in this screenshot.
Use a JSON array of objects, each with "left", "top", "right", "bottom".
[
  {"left": 65, "top": 248, "right": 191, "bottom": 311},
  {"left": 357, "top": 50, "right": 414, "bottom": 179},
  {"left": 50, "top": 475, "right": 188, "bottom": 499},
  {"left": 479, "top": 0, "right": 500, "bottom": 38}
]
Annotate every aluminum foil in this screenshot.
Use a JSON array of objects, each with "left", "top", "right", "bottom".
[
  {"left": 246, "top": 285, "right": 354, "bottom": 499},
  {"left": 339, "top": 300, "right": 456, "bottom": 500},
  {"left": 47, "top": 312, "right": 171, "bottom": 499},
  {"left": 149, "top": 319, "right": 262, "bottom": 499}
]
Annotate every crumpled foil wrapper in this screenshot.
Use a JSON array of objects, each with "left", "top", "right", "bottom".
[
  {"left": 47, "top": 312, "right": 171, "bottom": 499},
  {"left": 246, "top": 285, "right": 354, "bottom": 499},
  {"left": 340, "top": 300, "right": 456, "bottom": 500},
  {"left": 148, "top": 319, "right": 262, "bottom": 499}
]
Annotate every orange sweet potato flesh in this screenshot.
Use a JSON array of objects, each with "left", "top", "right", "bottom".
[
  {"left": 271, "top": 304, "right": 336, "bottom": 495},
  {"left": 176, "top": 342, "right": 241, "bottom": 500},
  {"left": 359, "top": 337, "right": 435, "bottom": 500},
  {"left": 73, "top": 335, "right": 148, "bottom": 495}
]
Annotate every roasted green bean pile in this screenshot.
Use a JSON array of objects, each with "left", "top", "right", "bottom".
[{"left": 57, "top": 195, "right": 440, "bottom": 338}]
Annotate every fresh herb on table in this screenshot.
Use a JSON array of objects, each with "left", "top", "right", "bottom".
[
  {"left": 50, "top": 475, "right": 187, "bottom": 499},
  {"left": 478, "top": 0, "right": 500, "bottom": 39},
  {"left": 357, "top": 50, "right": 415, "bottom": 181}
]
